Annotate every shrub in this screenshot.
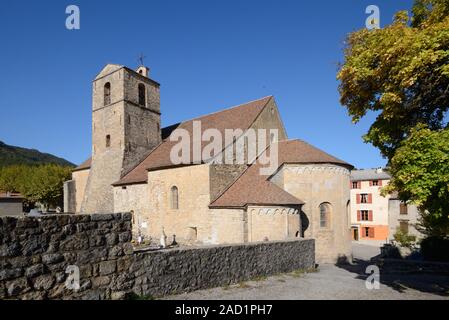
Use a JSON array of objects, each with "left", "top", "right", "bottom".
[
  {"left": 393, "top": 229, "right": 417, "bottom": 249},
  {"left": 420, "top": 237, "right": 449, "bottom": 262}
]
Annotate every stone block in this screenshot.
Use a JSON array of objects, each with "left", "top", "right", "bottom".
[
  {"left": 0, "top": 268, "right": 23, "bottom": 281},
  {"left": 25, "top": 264, "right": 45, "bottom": 278},
  {"left": 0, "top": 242, "right": 21, "bottom": 257},
  {"left": 42, "top": 253, "right": 64, "bottom": 265},
  {"left": 6, "top": 277, "right": 30, "bottom": 297},
  {"left": 105, "top": 233, "right": 118, "bottom": 246},
  {"left": 92, "top": 276, "right": 111, "bottom": 288},
  {"left": 32, "top": 274, "right": 55, "bottom": 291},
  {"left": 99, "top": 261, "right": 116, "bottom": 276},
  {"left": 91, "top": 214, "right": 114, "bottom": 221}
]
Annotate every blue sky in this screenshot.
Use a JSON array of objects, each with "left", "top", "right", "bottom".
[{"left": 0, "top": 0, "right": 413, "bottom": 167}]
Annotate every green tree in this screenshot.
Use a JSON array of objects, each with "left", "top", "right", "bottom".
[
  {"left": 0, "top": 165, "right": 29, "bottom": 193},
  {"left": 0, "top": 164, "right": 72, "bottom": 210},
  {"left": 337, "top": 0, "right": 449, "bottom": 159},
  {"left": 337, "top": 0, "right": 449, "bottom": 237},
  {"left": 383, "top": 126, "right": 449, "bottom": 237}
]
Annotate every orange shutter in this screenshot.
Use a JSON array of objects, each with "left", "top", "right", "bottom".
[
  {"left": 358, "top": 182, "right": 361, "bottom": 189},
  {"left": 368, "top": 194, "right": 373, "bottom": 204},
  {"left": 368, "top": 210, "right": 373, "bottom": 221},
  {"left": 357, "top": 210, "right": 361, "bottom": 221},
  {"left": 369, "top": 228, "right": 375, "bottom": 238},
  {"left": 356, "top": 194, "right": 361, "bottom": 204}
]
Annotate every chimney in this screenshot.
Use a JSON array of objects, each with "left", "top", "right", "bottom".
[
  {"left": 376, "top": 167, "right": 383, "bottom": 174},
  {"left": 136, "top": 66, "right": 149, "bottom": 78}
]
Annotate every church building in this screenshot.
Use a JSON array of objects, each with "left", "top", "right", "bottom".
[{"left": 65, "top": 63, "right": 353, "bottom": 263}]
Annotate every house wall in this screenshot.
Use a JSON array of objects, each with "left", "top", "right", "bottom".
[
  {"left": 0, "top": 200, "right": 22, "bottom": 217},
  {"left": 143, "top": 164, "right": 213, "bottom": 244},
  {"left": 350, "top": 179, "right": 390, "bottom": 241},
  {"left": 72, "top": 169, "right": 90, "bottom": 213},
  {"left": 247, "top": 206, "right": 301, "bottom": 242},
  {"left": 113, "top": 183, "right": 151, "bottom": 239},
  {"left": 388, "top": 199, "right": 423, "bottom": 240},
  {"left": 273, "top": 164, "right": 352, "bottom": 264},
  {"left": 209, "top": 208, "right": 245, "bottom": 244}
]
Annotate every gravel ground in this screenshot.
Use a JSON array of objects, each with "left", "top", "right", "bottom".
[{"left": 162, "top": 243, "right": 449, "bottom": 300}]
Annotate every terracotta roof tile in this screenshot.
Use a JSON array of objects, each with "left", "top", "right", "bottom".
[
  {"left": 73, "top": 158, "right": 92, "bottom": 172},
  {"left": 209, "top": 162, "right": 304, "bottom": 208},
  {"left": 209, "top": 140, "right": 353, "bottom": 208},
  {"left": 276, "top": 139, "right": 353, "bottom": 169},
  {"left": 0, "top": 192, "right": 24, "bottom": 199},
  {"left": 113, "top": 96, "right": 273, "bottom": 186}
]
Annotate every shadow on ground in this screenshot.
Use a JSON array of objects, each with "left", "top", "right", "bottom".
[{"left": 336, "top": 257, "right": 449, "bottom": 297}]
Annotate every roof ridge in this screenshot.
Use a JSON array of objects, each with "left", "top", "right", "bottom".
[
  {"left": 291, "top": 138, "right": 349, "bottom": 164},
  {"left": 165, "top": 96, "right": 273, "bottom": 128},
  {"left": 209, "top": 138, "right": 275, "bottom": 206},
  {"left": 209, "top": 164, "right": 251, "bottom": 205}
]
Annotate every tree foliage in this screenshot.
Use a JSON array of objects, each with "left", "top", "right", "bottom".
[
  {"left": 338, "top": 0, "right": 449, "bottom": 237},
  {"left": 0, "top": 164, "right": 72, "bottom": 209},
  {"left": 383, "top": 125, "right": 449, "bottom": 237},
  {"left": 337, "top": 0, "right": 449, "bottom": 159}
]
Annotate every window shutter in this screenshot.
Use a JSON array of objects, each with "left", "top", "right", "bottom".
[
  {"left": 369, "top": 181, "right": 373, "bottom": 187},
  {"left": 358, "top": 182, "right": 361, "bottom": 189},
  {"left": 378, "top": 180, "right": 383, "bottom": 187},
  {"left": 350, "top": 181, "right": 353, "bottom": 189},
  {"left": 369, "top": 228, "right": 375, "bottom": 238},
  {"left": 368, "top": 194, "right": 373, "bottom": 204},
  {"left": 357, "top": 210, "right": 361, "bottom": 221},
  {"left": 356, "top": 194, "right": 361, "bottom": 204},
  {"left": 368, "top": 210, "right": 373, "bottom": 221}
]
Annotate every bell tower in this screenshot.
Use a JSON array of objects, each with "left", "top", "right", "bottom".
[{"left": 81, "top": 63, "right": 161, "bottom": 213}]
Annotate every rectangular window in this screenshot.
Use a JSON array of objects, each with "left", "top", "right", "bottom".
[
  {"left": 400, "top": 221, "right": 409, "bottom": 234},
  {"left": 361, "top": 194, "right": 368, "bottom": 203},
  {"left": 372, "top": 180, "right": 379, "bottom": 186},
  {"left": 361, "top": 210, "right": 369, "bottom": 221},
  {"left": 400, "top": 202, "right": 408, "bottom": 215},
  {"left": 352, "top": 182, "right": 359, "bottom": 189},
  {"left": 365, "top": 227, "right": 370, "bottom": 237}
]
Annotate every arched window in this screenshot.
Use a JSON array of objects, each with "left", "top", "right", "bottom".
[
  {"left": 106, "top": 135, "right": 111, "bottom": 148},
  {"left": 170, "top": 186, "right": 179, "bottom": 210},
  {"left": 104, "top": 82, "right": 111, "bottom": 106},
  {"left": 319, "top": 203, "right": 332, "bottom": 228},
  {"left": 138, "top": 83, "right": 146, "bottom": 106}
]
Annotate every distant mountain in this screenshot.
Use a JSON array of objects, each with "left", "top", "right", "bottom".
[{"left": 0, "top": 141, "right": 75, "bottom": 167}]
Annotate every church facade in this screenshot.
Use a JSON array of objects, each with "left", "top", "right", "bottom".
[{"left": 65, "top": 64, "right": 353, "bottom": 263}]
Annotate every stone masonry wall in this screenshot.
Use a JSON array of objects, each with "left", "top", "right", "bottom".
[
  {"left": 0, "top": 213, "right": 315, "bottom": 300},
  {"left": 0, "top": 213, "right": 133, "bottom": 300}
]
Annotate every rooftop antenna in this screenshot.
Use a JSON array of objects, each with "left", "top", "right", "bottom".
[{"left": 137, "top": 53, "right": 146, "bottom": 66}]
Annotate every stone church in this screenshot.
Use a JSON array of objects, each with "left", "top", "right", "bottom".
[{"left": 65, "top": 63, "right": 354, "bottom": 263}]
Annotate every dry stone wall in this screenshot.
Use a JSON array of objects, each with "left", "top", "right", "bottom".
[{"left": 0, "top": 213, "right": 315, "bottom": 300}]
